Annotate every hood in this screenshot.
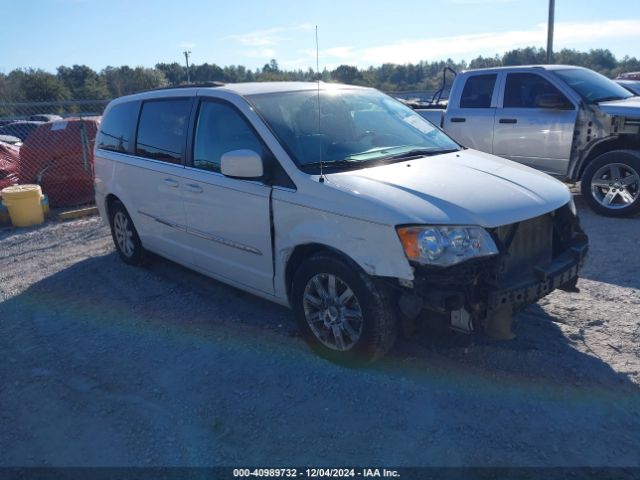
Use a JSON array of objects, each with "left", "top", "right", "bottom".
[
  {"left": 597, "top": 96, "right": 640, "bottom": 117},
  {"left": 325, "top": 149, "right": 571, "bottom": 228}
]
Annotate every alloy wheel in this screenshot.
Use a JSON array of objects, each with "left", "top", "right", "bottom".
[
  {"left": 113, "top": 211, "right": 135, "bottom": 257},
  {"left": 302, "top": 273, "right": 364, "bottom": 351},
  {"left": 590, "top": 162, "right": 640, "bottom": 210}
]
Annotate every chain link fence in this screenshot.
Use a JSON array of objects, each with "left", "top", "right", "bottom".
[{"left": 0, "top": 99, "right": 109, "bottom": 211}]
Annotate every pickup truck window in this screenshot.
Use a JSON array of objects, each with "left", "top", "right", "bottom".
[
  {"left": 460, "top": 74, "right": 496, "bottom": 108},
  {"left": 552, "top": 68, "right": 633, "bottom": 104},
  {"left": 503, "top": 73, "right": 571, "bottom": 109},
  {"left": 248, "top": 89, "right": 459, "bottom": 172}
]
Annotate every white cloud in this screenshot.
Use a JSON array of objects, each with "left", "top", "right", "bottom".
[
  {"left": 326, "top": 47, "right": 354, "bottom": 59},
  {"left": 314, "top": 19, "right": 640, "bottom": 67},
  {"left": 228, "top": 23, "right": 314, "bottom": 48},
  {"left": 243, "top": 48, "right": 277, "bottom": 59}
]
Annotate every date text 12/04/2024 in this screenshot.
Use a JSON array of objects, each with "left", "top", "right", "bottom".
[{"left": 232, "top": 469, "right": 400, "bottom": 478}]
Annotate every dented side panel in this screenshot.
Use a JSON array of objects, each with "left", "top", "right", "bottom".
[{"left": 271, "top": 188, "right": 414, "bottom": 304}]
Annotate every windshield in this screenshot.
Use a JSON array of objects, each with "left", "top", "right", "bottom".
[
  {"left": 247, "top": 87, "right": 460, "bottom": 172},
  {"left": 552, "top": 68, "right": 633, "bottom": 104}
]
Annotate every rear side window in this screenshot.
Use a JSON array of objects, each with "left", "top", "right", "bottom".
[
  {"left": 193, "top": 101, "right": 264, "bottom": 173},
  {"left": 136, "top": 99, "right": 191, "bottom": 164},
  {"left": 504, "top": 73, "right": 570, "bottom": 108},
  {"left": 97, "top": 101, "right": 139, "bottom": 153},
  {"left": 460, "top": 74, "right": 497, "bottom": 108}
]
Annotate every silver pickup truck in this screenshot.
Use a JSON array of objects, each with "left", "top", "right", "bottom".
[{"left": 415, "top": 65, "right": 640, "bottom": 217}]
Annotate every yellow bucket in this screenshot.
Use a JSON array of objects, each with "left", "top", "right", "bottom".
[{"left": 1, "top": 184, "right": 45, "bottom": 227}]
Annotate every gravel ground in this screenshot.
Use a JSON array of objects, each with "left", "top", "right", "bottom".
[{"left": 0, "top": 196, "right": 639, "bottom": 468}]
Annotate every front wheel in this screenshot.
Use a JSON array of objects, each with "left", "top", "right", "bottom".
[
  {"left": 291, "top": 255, "right": 398, "bottom": 366},
  {"left": 581, "top": 150, "right": 640, "bottom": 217}
]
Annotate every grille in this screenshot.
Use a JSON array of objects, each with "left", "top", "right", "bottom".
[{"left": 494, "top": 213, "right": 553, "bottom": 281}]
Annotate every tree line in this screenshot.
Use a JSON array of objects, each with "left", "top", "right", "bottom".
[{"left": 1, "top": 47, "right": 638, "bottom": 107}]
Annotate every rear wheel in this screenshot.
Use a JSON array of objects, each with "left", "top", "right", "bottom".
[
  {"left": 291, "top": 255, "right": 397, "bottom": 366},
  {"left": 109, "top": 200, "right": 146, "bottom": 265},
  {"left": 581, "top": 150, "right": 640, "bottom": 217}
]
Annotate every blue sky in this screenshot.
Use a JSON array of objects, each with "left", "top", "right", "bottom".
[{"left": 1, "top": 0, "right": 639, "bottom": 73}]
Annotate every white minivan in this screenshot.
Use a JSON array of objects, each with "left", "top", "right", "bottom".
[{"left": 94, "top": 82, "right": 588, "bottom": 364}]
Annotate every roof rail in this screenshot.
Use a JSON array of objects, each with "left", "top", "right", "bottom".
[{"left": 141, "top": 82, "right": 225, "bottom": 93}]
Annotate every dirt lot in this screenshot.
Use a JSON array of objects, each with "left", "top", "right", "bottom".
[{"left": 0, "top": 196, "right": 639, "bottom": 467}]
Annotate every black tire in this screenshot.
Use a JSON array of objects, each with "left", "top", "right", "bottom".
[
  {"left": 291, "top": 254, "right": 398, "bottom": 366},
  {"left": 108, "top": 200, "right": 146, "bottom": 266},
  {"left": 581, "top": 150, "right": 640, "bottom": 217}
]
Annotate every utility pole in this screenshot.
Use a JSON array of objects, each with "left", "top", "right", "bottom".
[
  {"left": 546, "top": 0, "right": 555, "bottom": 64},
  {"left": 183, "top": 50, "right": 192, "bottom": 83}
]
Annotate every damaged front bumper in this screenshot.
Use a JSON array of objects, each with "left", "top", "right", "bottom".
[
  {"left": 396, "top": 205, "right": 589, "bottom": 337},
  {"left": 487, "top": 241, "right": 588, "bottom": 311}
]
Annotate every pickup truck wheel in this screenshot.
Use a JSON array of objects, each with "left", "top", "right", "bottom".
[
  {"left": 581, "top": 150, "right": 640, "bottom": 217},
  {"left": 291, "top": 255, "right": 397, "bottom": 365},
  {"left": 109, "top": 201, "right": 146, "bottom": 266}
]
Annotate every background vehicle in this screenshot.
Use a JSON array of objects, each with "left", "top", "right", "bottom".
[
  {"left": 415, "top": 65, "right": 640, "bottom": 217},
  {"left": 617, "top": 71, "right": 640, "bottom": 81},
  {"left": 28, "top": 114, "right": 63, "bottom": 122},
  {"left": 0, "top": 121, "right": 44, "bottom": 142},
  {"left": 617, "top": 79, "right": 640, "bottom": 95},
  {"left": 94, "top": 82, "right": 587, "bottom": 364}
]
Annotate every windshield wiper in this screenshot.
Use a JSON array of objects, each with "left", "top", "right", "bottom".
[
  {"left": 593, "top": 95, "right": 625, "bottom": 103},
  {"left": 301, "top": 159, "right": 363, "bottom": 170},
  {"left": 385, "top": 148, "right": 460, "bottom": 160}
]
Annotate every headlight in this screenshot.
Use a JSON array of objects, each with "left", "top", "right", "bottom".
[{"left": 396, "top": 225, "right": 499, "bottom": 267}]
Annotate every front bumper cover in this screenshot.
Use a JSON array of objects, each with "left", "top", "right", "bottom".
[{"left": 487, "top": 241, "right": 588, "bottom": 311}]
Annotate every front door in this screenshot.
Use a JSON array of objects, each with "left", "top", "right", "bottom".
[
  {"left": 181, "top": 98, "right": 274, "bottom": 295},
  {"left": 444, "top": 73, "right": 499, "bottom": 153},
  {"left": 492, "top": 72, "right": 578, "bottom": 176}
]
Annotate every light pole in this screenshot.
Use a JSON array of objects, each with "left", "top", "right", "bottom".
[
  {"left": 183, "top": 50, "right": 192, "bottom": 83},
  {"left": 546, "top": 0, "right": 555, "bottom": 64}
]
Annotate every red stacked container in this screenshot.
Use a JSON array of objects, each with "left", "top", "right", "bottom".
[{"left": 18, "top": 117, "right": 100, "bottom": 207}]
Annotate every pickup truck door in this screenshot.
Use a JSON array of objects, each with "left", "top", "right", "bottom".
[
  {"left": 492, "top": 72, "right": 578, "bottom": 176},
  {"left": 180, "top": 97, "right": 275, "bottom": 296},
  {"left": 443, "top": 73, "right": 499, "bottom": 153}
]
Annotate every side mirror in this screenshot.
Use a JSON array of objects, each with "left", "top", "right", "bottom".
[
  {"left": 536, "top": 93, "right": 570, "bottom": 109},
  {"left": 220, "top": 149, "right": 264, "bottom": 179}
]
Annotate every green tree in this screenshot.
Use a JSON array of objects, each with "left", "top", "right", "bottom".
[
  {"left": 155, "top": 62, "right": 187, "bottom": 85},
  {"left": 502, "top": 47, "right": 546, "bottom": 65},
  {"left": 57, "top": 64, "right": 109, "bottom": 99},
  {"left": 331, "top": 65, "right": 361, "bottom": 84},
  {"left": 102, "top": 66, "right": 167, "bottom": 97},
  {"left": 19, "top": 69, "right": 70, "bottom": 102}
]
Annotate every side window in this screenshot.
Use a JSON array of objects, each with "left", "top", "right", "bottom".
[
  {"left": 460, "top": 74, "right": 497, "bottom": 108},
  {"left": 97, "top": 101, "right": 139, "bottom": 153},
  {"left": 193, "top": 101, "right": 264, "bottom": 173},
  {"left": 135, "top": 98, "right": 191, "bottom": 164},
  {"left": 504, "top": 73, "right": 571, "bottom": 108}
]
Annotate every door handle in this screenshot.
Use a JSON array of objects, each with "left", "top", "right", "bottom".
[
  {"left": 163, "top": 178, "right": 179, "bottom": 188},
  {"left": 499, "top": 118, "right": 518, "bottom": 124},
  {"left": 185, "top": 183, "right": 203, "bottom": 194},
  {"left": 450, "top": 117, "right": 466, "bottom": 123}
]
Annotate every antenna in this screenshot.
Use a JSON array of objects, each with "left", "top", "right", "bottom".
[{"left": 315, "top": 25, "right": 325, "bottom": 183}]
